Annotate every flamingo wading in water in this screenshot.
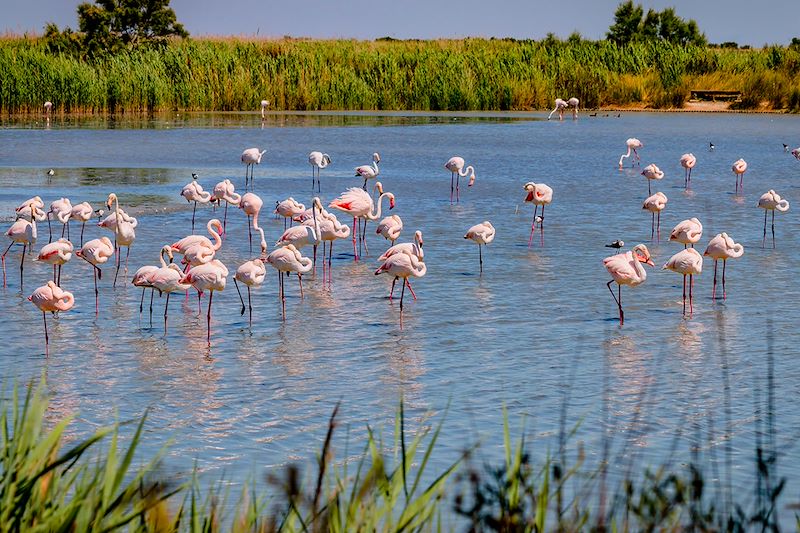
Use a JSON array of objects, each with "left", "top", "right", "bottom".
[
  {"left": 234, "top": 257, "right": 267, "bottom": 327},
  {"left": 523, "top": 182, "right": 552, "bottom": 247},
  {"left": 680, "top": 153, "right": 696, "bottom": 189},
  {"left": 732, "top": 159, "right": 747, "bottom": 194},
  {"left": 670, "top": 218, "right": 703, "bottom": 249},
  {"left": 642, "top": 192, "right": 668, "bottom": 241},
  {"left": 619, "top": 138, "right": 643, "bottom": 169},
  {"left": 308, "top": 151, "right": 331, "bottom": 192},
  {"left": 568, "top": 97, "right": 579, "bottom": 119},
  {"left": 375, "top": 253, "right": 427, "bottom": 311},
  {"left": 239, "top": 193, "right": 267, "bottom": 254},
  {"left": 241, "top": 148, "right": 266, "bottom": 190},
  {"left": 641, "top": 164, "right": 664, "bottom": 195},
  {"left": 29, "top": 281, "right": 74, "bottom": 355},
  {"left": 182, "top": 174, "right": 212, "bottom": 232},
  {"left": 37, "top": 238, "right": 73, "bottom": 286},
  {"left": 464, "top": 221, "right": 495, "bottom": 274},
  {"left": 76, "top": 236, "right": 114, "bottom": 315},
  {"left": 355, "top": 152, "right": 381, "bottom": 190},
  {"left": 703, "top": 233, "right": 743, "bottom": 299},
  {"left": 212, "top": 179, "right": 241, "bottom": 235},
  {"left": 757, "top": 190, "right": 790, "bottom": 248},
  {"left": 548, "top": 98, "right": 567, "bottom": 120},
  {"left": 148, "top": 246, "right": 190, "bottom": 332},
  {"left": 603, "top": 243, "right": 654, "bottom": 326},
  {"left": 2, "top": 202, "right": 42, "bottom": 289},
  {"left": 180, "top": 259, "right": 228, "bottom": 346},
  {"left": 266, "top": 244, "right": 313, "bottom": 319},
  {"left": 329, "top": 183, "right": 395, "bottom": 261},
  {"left": 445, "top": 156, "right": 476, "bottom": 204},
  {"left": 663, "top": 248, "right": 703, "bottom": 317}
]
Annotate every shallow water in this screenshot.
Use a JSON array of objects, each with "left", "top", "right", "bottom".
[{"left": 1, "top": 111, "right": 799, "bottom": 521}]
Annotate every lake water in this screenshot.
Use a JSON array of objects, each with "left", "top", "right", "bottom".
[{"left": 1, "top": 111, "right": 798, "bottom": 522}]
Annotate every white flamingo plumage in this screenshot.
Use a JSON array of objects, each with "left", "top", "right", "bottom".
[
  {"left": 241, "top": 148, "right": 266, "bottom": 190},
  {"left": 464, "top": 221, "right": 495, "bottom": 273},
  {"left": 523, "top": 182, "right": 553, "bottom": 247},
  {"left": 444, "top": 156, "right": 476, "bottom": 204},
  {"left": 641, "top": 164, "right": 664, "bottom": 195},
  {"left": 75, "top": 236, "right": 114, "bottom": 315},
  {"left": 308, "top": 151, "right": 332, "bottom": 192},
  {"left": 642, "top": 192, "right": 668, "bottom": 240},
  {"left": 757, "top": 190, "right": 790, "bottom": 248},
  {"left": 329, "top": 182, "right": 395, "bottom": 261},
  {"left": 148, "top": 246, "right": 190, "bottom": 332},
  {"left": 679, "top": 153, "right": 696, "bottom": 189},
  {"left": 234, "top": 257, "right": 267, "bottom": 326},
  {"left": 239, "top": 193, "right": 266, "bottom": 254},
  {"left": 619, "top": 138, "right": 643, "bottom": 169},
  {"left": 603, "top": 243, "right": 654, "bottom": 326},
  {"left": 266, "top": 244, "right": 313, "bottom": 319},
  {"left": 375, "top": 253, "right": 427, "bottom": 311},
  {"left": 180, "top": 259, "right": 228, "bottom": 346},
  {"left": 548, "top": 98, "right": 568, "bottom": 120},
  {"left": 669, "top": 218, "right": 703, "bottom": 248},
  {"left": 732, "top": 158, "right": 747, "bottom": 194},
  {"left": 663, "top": 248, "right": 703, "bottom": 317},
  {"left": 212, "top": 179, "right": 241, "bottom": 234},
  {"left": 703, "top": 233, "right": 743, "bottom": 299},
  {"left": 355, "top": 152, "right": 381, "bottom": 190},
  {"left": 376, "top": 214, "right": 403, "bottom": 244},
  {"left": 2, "top": 203, "right": 42, "bottom": 289},
  {"left": 47, "top": 198, "right": 72, "bottom": 243}
]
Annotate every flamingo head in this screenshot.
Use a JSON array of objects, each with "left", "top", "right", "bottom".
[
  {"left": 387, "top": 193, "right": 396, "bottom": 210},
  {"left": 373, "top": 181, "right": 384, "bottom": 195},
  {"left": 468, "top": 171, "right": 476, "bottom": 187},
  {"left": 414, "top": 230, "right": 423, "bottom": 248},
  {"left": 633, "top": 244, "right": 655, "bottom": 267},
  {"left": 105, "top": 193, "right": 117, "bottom": 210},
  {"left": 373, "top": 152, "right": 381, "bottom": 164},
  {"left": 313, "top": 197, "right": 323, "bottom": 211}
]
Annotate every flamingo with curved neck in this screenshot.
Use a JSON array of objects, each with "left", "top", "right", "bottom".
[
  {"left": 106, "top": 193, "right": 136, "bottom": 287},
  {"left": 29, "top": 280, "right": 75, "bottom": 355},
  {"left": 329, "top": 183, "right": 395, "bottom": 261}
]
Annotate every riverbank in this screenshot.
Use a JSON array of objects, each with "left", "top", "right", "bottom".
[{"left": 1, "top": 37, "right": 799, "bottom": 114}]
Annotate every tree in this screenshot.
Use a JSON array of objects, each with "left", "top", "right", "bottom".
[
  {"left": 607, "top": 1, "right": 644, "bottom": 45},
  {"left": 606, "top": 1, "right": 706, "bottom": 46}
]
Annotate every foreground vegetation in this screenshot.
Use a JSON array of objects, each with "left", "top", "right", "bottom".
[
  {"left": 2, "top": 36, "right": 800, "bottom": 114},
  {"left": 0, "top": 378, "right": 789, "bottom": 532}
]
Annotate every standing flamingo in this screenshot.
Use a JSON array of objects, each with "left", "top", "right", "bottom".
[
  {"left": 70, "top": 201, "right": 95, "bottom": 246},
  {"left": 669, "top": 218, "right": 703, "bottom": 248},
  {"left": 376, "top": 214, "right": 403, "bottom": 244},
  {"left": 703, "top": 233, "right": 744, "bottom": 299},
  {"left": 548, "top": 98, "right": 567, "bottom": 120},
  {"left": 355, "top": 152, "right": 381, "bottom": 190},
  {"left": 444, "top": 156, "right": 476, "bottom": 204},
  {"left": 171, "top": 219, "right": 224, "bottom": 257},
  {"left": 180, "top": 259, "right": 228, "bottom": 346},
  {"left": 105, "top": 193, "right": 136, "bottom": 287},
  {"left": 464, "top": 221, "right": 495, "bottom": 274},
  {"left": 266, "top": 244, "right": 313, "bottom": 319},
  {"left": 276, "top": 198, "right": 323, "bottom": 271},
  {"left": 148, "top": 246, "right": 190, "bottom": 332},
  {"left": 375, "top": 253, "right": 427, "bottom": 311},
  {"left": 732, "top": 159, "right": 747, "bottom": 194},
  {"left": 260, "top": 99, "right": 269, "bottom": 118},
  {"left": 757, "top": 190, "right": 790, "bottom": 248},
  {"left": 379, "top": 230, "right": 423, "bottom": 299},
  {"left": 642, "top": 192, "right": 668, "bottom": 241},
  {"left": 568, "top": 97, "right": 579, "bottom": 119},
  {"left": 275, "top": 197, "right": 306, "bottom": 229},
  {"left": 309, "top": 151, "right": 332, "bottom": 192},
  {"left": 329, "top": 184, "right": 395, "bottom": 261},
  {"left": 239, "top": 193, "right": 266, "bottom": 254},
  {"left": 641, "top": 164, "right": 664, "bottom": 195},
  {"left": 603, "top": 243, "right": 654, "bottom": 326},
  {"left": 241, "top": 148, "right": 266, "bottom": 190},
  {"left": 2, "top": 203, "right": 42, "bottom": 289},
  {"left": 234, "top": 257, "right": 267, "bottom": 327},
  {"left": 132, "top": 263, "right": 159, "bottom": 323},
  {"left": 679, "top": 153, "right": 696, "bottom": 189},
  {"left": 522, "top": 182, "right": 553, "bottom": 246},
  {"left": 663, "top": 248, "right": 703, "bottom": 317},
  {"left": 316, "top": 212, "right": 351, "bottom": 282},
  {"left": 37, "top": 238, "right": 73, "bottom": 286},
  {"left": 618, "top": 138, "right": 643, "bottom": 169},
  {"left": 47, "top": 198, "right": 72, "bottom": 242},
  {"left": 76, "top": 236, "right": 114, "bottom": 315},
  {"left": 181, "top": 174, "right": 212, "bottom": 232},
  {"left": 44, "top": 101, "right": 53, "bottom": 115},
  {"left": 212, "top": 179, "right": 241, "bottom": 234},
  {"left": 28, "top": 281, "right": 74, "bottom": 355}
]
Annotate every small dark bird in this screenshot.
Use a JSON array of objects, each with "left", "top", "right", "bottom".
[
  {"left": 191, "top": 172, "right": 198, "bottom": 179},
  {"left": 783, "top": 143, "right": 789, "bottom": 152},
  {"left": 616, "top": 113, "right": 621, "bottom": 118},
  {"left": 535, "top": 215, "right": 543, "bottom": 225},
  {"left": 589, "top": 112, "right": 597, "bottom": 117},
  {"left": 605, "top": 240, "right": 624, "bottom": 249},
  {"left": 47, "top": 168, "right": 54, "bottom": 176},
  {"left": 709, "top": 142, "right": 715, "bottom": 151}
]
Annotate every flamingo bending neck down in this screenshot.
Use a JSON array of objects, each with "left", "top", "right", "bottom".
[
  {"left": 703, "top": 233, "right": 743, "bottom": 299},
  {"left": 732, "top": 159, "right": 747, "bottom": 194},
  {"left": 522, "top": 182, "right": 553, "bottom": 247},
  {"left": 757, "top": 190, "right": 790, "bottom": 248},
  {"left": 663, "top": 248, "right": 703, "bottom": 317},
  {"left": 445, "top": 156, "right": 476, "bottom": 204},
  {"left": 568, "top": 97, "right": 579, "bottom": 119},
  {"left": 266, "top": 244, "right": 312, "bottom": 319},
  {"left": 548, "top": 98, "right": 567, "bottom": 120},
  {"left": 28, "top": 281, "right": 74, "bottom": 355},
  {"left": 239, "top": 193, "right": 266, "bottom": 254},
  {"left": 260, "top": 99, "right": 269, "bottom": 118},
  {"left": 603, "top": 243, "right": 654, "bottom": 326},
  {"left": 241, "top": 148, "right": 266, "bottom": 190},
  {"left": 619, "top": 138, "right": 643, "bottom": 169},
  {"left": 379, "top": 230, "right": 424, "bottom": 300},
  {"left": 309, "top": 151, "right": 331, "bottom": 192},
  {"left": 680, "top": 153, "right": 696, "bottom": 189}
]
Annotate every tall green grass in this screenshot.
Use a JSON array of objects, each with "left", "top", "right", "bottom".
[{"left": 2, "top": 37, "right": 800, "bottom": 114}]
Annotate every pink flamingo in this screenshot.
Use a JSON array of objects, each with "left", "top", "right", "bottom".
[
  {"left": 355, "top": 152, "right": 381, "bottom": 190},
  {"left": 679, "top": 153, "right": 696, "bottom": 189},
  {"left": 464, "top": 221, "right": 496, "bottom": 274},
  {"left": 444, "top": 156, "right": 476, "bottom": 203},
  {"left": 329, "top": 183, "right": 395, "bottom": 261},
  {"left": 641, "top": 164, "right": 664, "bottom": 195},
  {"left": 703, "top": 233, "right": 744, "bottom": 299},
  {"left": 234, "top": 257, "right": 267, "bottom": 327},
  {"left": 241, "top": 148, "right": 266, "bottom": 190},
  {"left": 3, "top": 202, "right": 43, "bottom": 288},
  {"left": 132, "top": 262, "right": 159, "bottom": 323},
  {"left": 275, "top": 197, "right": 306, "bottom": 229},
  {"left": 239, "top": 193, "right": 266, "bottom": 254},
  {"left": 376, "top": 214, "right": 403, "bottom": 244},
  {"left": 732, "top": 159, "right": 747, "bottom": 194},
  {"left": 28, "top": 281, "right": 74, "bottom": 355},
  {"left": 148, "top": 246, "right": 190, "bottom": 332},
  {"left": 308, "top": 151, "right": 332, "bottom": 192},
  {"left": 603, "top": 243, "right": 654, "bottom": 326},
  {"left": 669, "top": 218, "right": 703, "bottom": 248},
  {"left": 47, "top": 198, "right": 72, "bottom": 242},
  {"left": 180, "top": 259, "right": 228, "bottom": 346},
  {"left": 76, "top": 236, "right": 114, "bottom": 315},
  {"left": 105, "top": 193, "right": 136, "bottom": 287},
  {"left": 548, "top": 98, "right": 567, "bottom": 120},
  {"left": 260, "top": 99, "right": 269, "bottom": 118},
  {"left": 70, "top": 201, "right": 95, "bottom": 246},
  {"left": 522, "top": 182, "right": 552, "bottom": 246},
  {"left": 266, "top": 244, "right": 312, "bottom": 319},
  {"left": 379, "top": 230, "right": 423, "bottom": 299},
  {"left": 276, "top": 198, "right": 322, "bottom": 270},
  {"left": 317, "top": 212, "right": 351, "bottom": 283},
  {"left": 375, "top": 253, "right": 426, "bottom": 311},
  {"left": 211, "top": 179, "right": 241, "bottom": 234},
  {"left": 618, "top": 138, "right": 643, "bottom": 169},
  {"left": 642, "top": 192, "right": 668, "bottom": 241},
  {"left": 171, "top": 218, "right": 223, "bottom": 256},
  {"left": 757, "top": 190, "right": 790, "bottom": 248},
  {"left": 663, "top": 248, "right": 703, "bottom": 317},
  {"left": 792, "top": 147, "right": 799, "bottom": 160},
  {"left": 181, "top": 174, "right": 212, "bottom": 232},
  {"left": 568, "top": 97, "right": 579, "bottom": 119},
  {"left": 37, "top": 238, "right": 73, "bottom": 286}
]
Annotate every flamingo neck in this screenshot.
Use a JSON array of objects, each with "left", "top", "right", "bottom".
[
  {"left": 459, "top": 165, "right": 474, "bottom": 178},
  {"left": 209, "top": 224, "right": 223, "bottom": 251},
  {"left": 367, "top": 193, "right": 390, "bottom": 221}
]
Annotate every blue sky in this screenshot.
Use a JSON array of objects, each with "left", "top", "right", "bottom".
[{"left": 1, "top": 0, "right": 795, "bottom": 46}]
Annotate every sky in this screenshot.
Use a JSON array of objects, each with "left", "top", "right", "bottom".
[{"left": 1, "top": 0, "right": 796, "bottom": 47}]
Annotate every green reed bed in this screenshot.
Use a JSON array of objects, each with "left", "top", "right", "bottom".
[
  {"left": 1, "top": 37, "right": 800, "bottom": 114},
  {"left": 0, "top": 378, "right": 788, "bottom": 532}
]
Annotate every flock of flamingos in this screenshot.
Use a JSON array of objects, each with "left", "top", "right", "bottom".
[{"left": 4, "top": 107, "right": 800, "bottom": 353}]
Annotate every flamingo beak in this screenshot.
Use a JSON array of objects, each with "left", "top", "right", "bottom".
[
  {"left": 524, "top": 191, "right": 534, "bottom": 202},
  {"left": 646, "top": 259, "right": 655, "bottom": 267},
  {"left": 389, "top": 198, "right": 395, "bottom": 209}
]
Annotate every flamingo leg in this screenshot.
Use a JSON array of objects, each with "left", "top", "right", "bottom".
[
  {"left": 113, "top": 245, "right": 121, "bottom": 288},
  {"left": 712, "top": 260, "right": 718, "bottom": 299},
  {"left": 191, "top": 201, "right": 197, "bottom": 233},
  {"left": 93, "top": 268, "right": 99, "bottom": 316},
  {"left": 61, "top": 222, "right": 66, "bottom": 238},
  {"left": 279, "top": 270, "right": 285, "bottom": 320},
  {"left": 456, "top": 175, "right": 460, "bottom": 202},
  {"left": 657, "top": 211, "right": 661, "bottom": 241},
  {"left": 124, "top": 246, "right": 130, "bottom": 274},
  {"left": 682, "top": 274, "right": 687, "bottom": 316},
  {"left": 298, "top": 273, "right": 304, "bottom": 299},
  {"left": 478, "top": 244, "right": 483, "bottom": 274},
  {"left": 762, "top": 209, "right": 767, "bottom": 248},
  {"left": 234, "top": 277, "right": 245, "bottom": 315},
  {"left": 247, "top": 285, "right": 252, "bottom": 328},
  {"left": 313, "top": 244, "right": 317, "bottom": 277},
  {"left": 20, "top": 243, "right": 25, "bottom": 289},
  {"left": 197, "top": 290, "right": 202, "bottom": 314},
  {"left": 149, "top": 287, "right": 154, "bottom": 327},
  {"left": 389, "top": 276, "right": 396, "bottom": 300},
  {"left": 648, "top": 180, "right": 651, "bottom": 196},
  {"left": 606, "top": 280, "right": 622, "bottom": 325},
  {"left": 57, "top": 264, "right": 62, "bottom": 286},
  {"left": 528, "top": 205, "right": 538, "bottom": 247},
  {"left": 352, "top": 217, "right": 358, "bottom": 261},
  {"left": 80, "top": 222, "right": 85, "bottom": 247},
  {"left": 47, "top": 212, "right": 53, "bottom": 243},
  {"left": 53, "top": 265, "right": 57, "bottom": 284},
  {"left": 540, "top": 206, "right": 545, "bottom": 246},
  {"left": 164, "top": 292, "right": 170, "bottom": 332},
  {"left": 248, "top": 215, "right": 253, "bottom": 254},
  {"left": 650, "top": 212, "right": 655, "bottom": 240},
  {"left": 689, "top": 274, "right": 694, "bottom": 316},
  {"left": 771, "top": 210, "right": 775, "bottom": 248},
  {"left": 206, "top": 290, "right": 213, "bottom": 346},
  {"left": 328, "top": 241, "right": 334, "bottom": 282},
  {"left": 139, "top": 287, "right": 146, "bottom": 313},
  {"left": 399, "top": 275, "right": 406, "bottom": 311},
  {"left": 406, "top": 279, "right": 417, "bottom": 300},
  {"left": 450, "top": 172, "right": 454, "bottom": 204},
  {"left": 222, "top": 203, "right": 228, "bottom": 237},
  {"left": 362, "top": 220, "right": 369, "bottom": 255},
  {"left": 43, "top": 311, "right": 49, "bottom": 356},
  {"left": 722, "top": 260, "right": 727, "bottom": 299},
  {"left": 2, "top": 242, "right": 13, "bottom": 288}
]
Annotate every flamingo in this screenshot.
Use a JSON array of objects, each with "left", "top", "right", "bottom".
[
  {"left": 171, "top": 219, "right": 224, "bottom": 256},
  {"left": 641, "top": 164, "right": 664, "bottom": 195},
  {"left": 548, "top": 98, "right": 567, "bottom": 120},
  {"left": 28, "top": 281, "right": 74, "bottom": 355},
  {"left": 568, "top": 97, "right": 579, "bottom": 119},
  {"left": 309, "top": 151, "right": 332, "bottom": 192},
  {"left": 663, "top": 248, "right": 703, "bottom": 317},
  {"left": 234, "top": 257, "right": 267, "bottom": 327},
  {"left": 275, "top": 197, "right": 306, "bottom": 229},
  {"left": 375, "top": 253, "right": 427, "bottom": 311},
  {"left": 376, "top": 214, "right": 403, "bottom": 244},
  {"left": 239, "top": 193, "right": 266, "bottom": 254},
  {"left": 211, "top": 179, "right": 241, "bottom": 234},
  {"left": 132, "top": 262, "right": 159, "bottom": 323},
  {"left": 618, "top": 138, "right": 643, "bottom": 169},
  {"left": 444, "top": 156, "right": 476, "bottom": 204},
  {"left": 378, "top": 230, "right": 424, "bottom": 300},
  {"left": 2, "top": 203, "right": 42, "bottom": 289},
  {"left": 276, "top": 198, "right": 323, "bottom": 271},
  {"left": 76, "top": 236, "right": 114, "bottom": 315},
  {"left": 105, "top": 193, "right": 136, "bottom": 287},
  {"left": 37, "top": 238, "right": 73, "bottom": 286},
  {"left": 522, "top": 182, "right": 553, "bottom": 247},
  {"left": 44, "top": 101, "right": 53, "bottom": 115},
  {"left": 679, "top": 153, "right": 696, "bottom": 189},
  {"left": 732, "top": 159, "right": 747, "bottom": 194},
  {"left": 180, "top": 259, "right": 228, "bottom": 346},
  {"left": 98, "top": 208, "right": 137, "bottom": 233},
  {"left": 241, "top": 148, "right": 266, "bottom": 190},
  {"left": 47, "top": 198, "right": 72, "bottom": 242},
  {"left": 603, "top": 243, "right": 654, "bottom": 326},
  {"left": 703, "top": 233, "right": 744, "bottom": 299},
  {"left": 15, "top": 197, "right": 46, "bottom": 223},
  {"left": 181, "top": 174, "right": 213, "bottom": 232},
  {"left": 329, "top": 183, "right": 395, "bottom": 261},
  {"left": 642, "top": 192, "right": 668, "bottom": 241},
  {"left": 669, "top": 218, "right": 703, "bottom": 248},
  {"left": 355, "top": 152, "right": 381, "bottom": 190},
  {"left": 260, "top": 99, "right": 269, "bottom": 118},
  {"left": 316, "top": 212, "right": 351, "bottom": 283},
  {"left": 792, "top": 147, "right": 800, "bottom": 160},
  {"left": 148, "top": 246, "right": 190, "bottom": 332},
  {"left": 757, "top": 190, "right": 790, "bottom": 248},
  {"left": 464, "top": 221, "right": 495, "bottom": 274},
  {"left": 266, "top": 244, "right": 312, "bottom": 319},
  {"left": 70, "top": 201, "right": 95, "bottom": 246}
]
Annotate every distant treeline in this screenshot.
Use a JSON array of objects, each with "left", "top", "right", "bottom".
[{"left": 2, "top": 36, "right": 800, "bottom": 114}]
